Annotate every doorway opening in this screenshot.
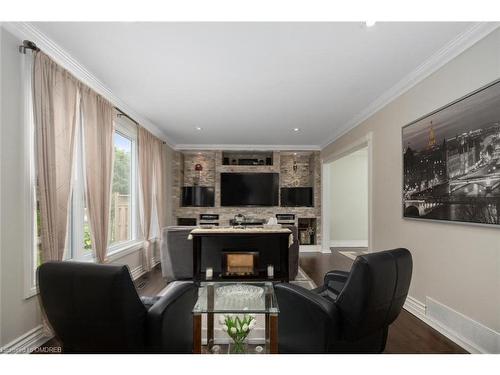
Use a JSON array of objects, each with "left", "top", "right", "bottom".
[{"left": 321, "top": 133, "right": 372, "bottom": 253}]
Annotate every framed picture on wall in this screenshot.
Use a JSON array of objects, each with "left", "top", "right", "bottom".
[{"left": 402, "top": 79, "right": 500, "bottom": 226}]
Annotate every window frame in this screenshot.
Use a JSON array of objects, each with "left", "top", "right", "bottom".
[
  {"left": 107, "top": 116, "right": 140, "bottom": 257},
  {"left": 26, "top": 83, "right": 143, "bottom": 298},
  {"left": 68, "top": 114, "right": 141, "bottom": 262}
]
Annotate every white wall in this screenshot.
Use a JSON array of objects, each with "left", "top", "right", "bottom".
[
  {"left": 0, "top": 26, "right": 168, "bottom": 349},
  {"left": 322, "top": 28, "right": 500, "bottom": 343},
  {"left": 329, "top": 147, "right": 368, "bottom": 246}
]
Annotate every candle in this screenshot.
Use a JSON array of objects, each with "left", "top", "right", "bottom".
[
  {"left": 267, "top": 264, "right": 274, "bottom": 278},
  {"left": 206, "top": 267, "right": 213, "bottom": 280}
]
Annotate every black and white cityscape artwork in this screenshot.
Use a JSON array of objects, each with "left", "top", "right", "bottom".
[{"left": 403, "top": 80, "right": 500, "bottom": 226}]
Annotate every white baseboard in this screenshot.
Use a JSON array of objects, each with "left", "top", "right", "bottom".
[
  {"left": 299, "top": 245, "right": 322, "bottom": 253},
  {"left": 1, "top": 325, "right": 53, "bottom": 354},
  {"left": 129, "top": 264, "right": 147, "bottom": 280},
  {"left": 403, "top": 296, "right": 500, "bottom": 353},
  {"left": 129, "top": 257, "right": 160, "bottom": 280},
  {"left": 330, "top": 240, "right": 368, "bottom": 248}
]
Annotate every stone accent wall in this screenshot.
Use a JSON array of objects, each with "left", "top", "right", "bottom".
[
  {"left": 170, "top": 150, "right": 322, "bottom": 246},
  {"left": 182, "top": 151, "right": 216, "bottom": 186},
  {"left": 280, "top": 152, "right": 314, "bottom": 187}
]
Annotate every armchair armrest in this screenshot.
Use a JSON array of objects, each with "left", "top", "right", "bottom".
[
  {"left": 274, "top": 283, "right": 339, "bottom": 353},
  {"left": 324, "top": 270, "right": 349, "bottom": 285},
  {"left": 146, "top": 281, "right": 198, "bottom": 353},
  {"left": 322, "top": 270, "right": 350, "bottom": 298}
]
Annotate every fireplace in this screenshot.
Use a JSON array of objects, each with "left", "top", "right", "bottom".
[{"left": 222, "top": 251, "right": 259, "bottom": 276}]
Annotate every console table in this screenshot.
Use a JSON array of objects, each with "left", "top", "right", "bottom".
[{"left": 189, "top": 227, "right": 292, "bottom": 283}]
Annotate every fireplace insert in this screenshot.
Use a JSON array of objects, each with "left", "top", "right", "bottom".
[{"left": 222, "top": 251, "right": 259, "bottom": 276}]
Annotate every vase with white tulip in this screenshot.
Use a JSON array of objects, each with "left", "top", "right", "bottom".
[{"left": 220, "top": 314, "right": 256, "bottom": 354}]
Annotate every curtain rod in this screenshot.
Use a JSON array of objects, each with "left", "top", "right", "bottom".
[
  {"left": 115, "top": 109, "right": 165, "bottom": 143},
  {"left": 19, "top": 40, "right": 39, "bottom": 54},
  {"left": 19, "top": 39, "right": 166, "bottom": 144},
  {"left": 115, "top": 107, "right": 140, "bottom": 125}
]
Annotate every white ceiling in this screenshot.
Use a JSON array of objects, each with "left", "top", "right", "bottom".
[{"left": 32, "top": 22, "right": 476, "bottom": 148}]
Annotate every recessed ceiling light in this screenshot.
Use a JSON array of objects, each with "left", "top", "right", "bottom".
[
  {"left": 293, "top": 128, "right": 300, "bottom": 132},
  {"left": 195, "top": 126, "right": 202, "bottom": 131},
  {"left": 365, "top": 21, "right": 376, "bottom": 27}
]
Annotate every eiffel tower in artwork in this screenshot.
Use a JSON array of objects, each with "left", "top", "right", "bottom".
[{"left": 427, "top": 121, "right": 437, "bottom": 150}]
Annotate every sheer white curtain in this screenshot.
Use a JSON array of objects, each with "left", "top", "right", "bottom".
[{"left": 32, "top": 51, "right": 79, "bottom": 262}]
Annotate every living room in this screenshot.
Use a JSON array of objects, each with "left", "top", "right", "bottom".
[{"left": 1, "top": 1, "right": 499, "bottom": 373}]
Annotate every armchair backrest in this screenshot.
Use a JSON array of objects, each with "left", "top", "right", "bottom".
[
  {"left": 38, "top": 261, "right": 148, "bottom": 353},
  {"left": 335, "top": 248, "right": 412, "bottom": 341}
]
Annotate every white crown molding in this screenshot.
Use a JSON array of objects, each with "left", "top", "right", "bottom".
[
  {"left": 2, "top": 22, "right": 175, "bottom": 148},
  {"left": 4, "top": 22, "right": 498, "bottom": 151},
  {"left": 320, "top": 22, "right": 500, "bottom": 150},
  {"left": 175, "top": 144, "right": 321, "bottom": 151}
]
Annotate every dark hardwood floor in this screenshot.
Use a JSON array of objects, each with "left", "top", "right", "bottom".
[
  {"left": 300, "top": 249, "right": 467, "bottom": 354},
  {"left": 38, "top": 250, "right": 467, "bottom": 354},
  {"left": 134, "top": 266, "right": 168, "bottom": 297}
]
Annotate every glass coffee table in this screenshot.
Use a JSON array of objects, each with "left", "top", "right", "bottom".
[{"left": 192, "top": 281, "right": 279, "bottom": 354}]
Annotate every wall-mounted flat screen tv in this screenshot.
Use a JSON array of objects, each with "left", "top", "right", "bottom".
[
  {"left": 221, "top": 173, "right": 279, "bottom": 206},
  {"left": 280, "top": 187, "right": 313, "bottom": 207}
]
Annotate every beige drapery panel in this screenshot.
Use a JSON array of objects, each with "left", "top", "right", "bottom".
[
  {"left": 80, "top": 87, "right": 114, "bottom": 263},
  {"left": 138, "top": 127, "right": 156, "bottom": 271},
  {"left": 33, "top": 51, "right": 79, "bottom": 262},
  {"left": 154, "top": 140, "right": 168, "bottom": 230},
  {"left": 138, "top": 128, "right": 168, "bottom": 271}
]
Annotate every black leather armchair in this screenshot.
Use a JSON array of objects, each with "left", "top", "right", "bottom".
[
  {"left": 38, "top": 261, "right": 198, "bottom": 353},
  {"left": 275, "top": 248, "right": 412, "bottom": 353}
]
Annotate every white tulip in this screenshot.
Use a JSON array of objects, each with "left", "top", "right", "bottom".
[
  {"left": 242, "top": 324, "right": 249, "bottom": 332},
  {"left": 218, "top": 316, "right": 226, "bottom": 325},
  {"left": 222, "top": 325, "right": 228, "bottom": 332},
  {"left": 249, "top": 320, "right": 256, "bottom": 329},
  {"left": 230, "top": 327, "right": 237, "bottom": 334}
]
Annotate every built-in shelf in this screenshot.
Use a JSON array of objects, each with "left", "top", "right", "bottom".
[
  {"left": 298, "top": 218, "right": 317, "bottom": 245},
  {"left": 222, "top": 151, "right": 273, "bottom": 166}
]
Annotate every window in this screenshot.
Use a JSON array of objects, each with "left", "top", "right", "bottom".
[
  {"left": 26, "top": 59, "right": 140, "bottom": 295},
  {"left": 68, "top": 115, "right": 139, "bottom": 260},
  {"left": 109, "top": 131, "right": 135, "bottom": 247},
  {"left": 107, "top": 117, "right": 139, "bottom": 254},
  {"left": 30, "top": 112, "right": 139, "bottom": 280}
]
